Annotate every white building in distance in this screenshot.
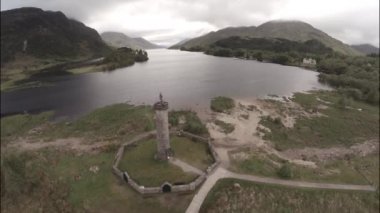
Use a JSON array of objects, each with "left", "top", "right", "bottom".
[{"left": 302, "top": 58, "right": 317, "bottom": 66}]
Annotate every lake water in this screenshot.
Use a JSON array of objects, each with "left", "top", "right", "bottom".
[{"left": 1, "top": 49, "right": 329, "bottom": 119}]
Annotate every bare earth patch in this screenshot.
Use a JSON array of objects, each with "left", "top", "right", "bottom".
[
  {"left": 282, "top": 139, "right": 379, "bottom": 162},
  {"left": 205, "top": 98, "right": 319, "bottom": 168},
  {"left": 6, "top": 137, "right": 117, "bottom": 153}
]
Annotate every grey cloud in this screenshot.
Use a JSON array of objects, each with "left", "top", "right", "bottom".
[
  {"left": 306, "top": 8, "right": 379, "bottom": 47},
  {"left": 1, "top": 0, "right": 379, "bottom": 47},
  {"left": 164, "top": 0, "right": 278, "bottom": 27},
  {"left": 1, "top": 0, "right": 137, "bottom": 21}
]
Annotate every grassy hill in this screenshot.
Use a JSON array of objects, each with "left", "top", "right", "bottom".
[
  {"left": 171, "top": 20, "right": 361, "bottom": 56},
  {"left": 101, "top": 32, "right": 161, "bottom": 49}
]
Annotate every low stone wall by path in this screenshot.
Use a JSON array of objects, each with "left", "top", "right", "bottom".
[
  {"left": 112, "top": 166, "right": 207, "bottom": 194},
  {"left": 112, "top": 130, "right": 220, "bottom": 195}
]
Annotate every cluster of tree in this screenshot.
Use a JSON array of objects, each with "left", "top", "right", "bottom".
[
  {"left": 134, "top": 49, "right": 149, "bottom": 62},
  {"left": 180, "top": 46, "right": 204, "bottom": 52},
  {"left": 317, "top": 54, "right": 379, "bottom": 104},
  {"left": 213, "top": 37, "right": 333, "bottom": 55},
  {"left": 103, "top": 47, "right": 148, "bottom": 70},
  {"left": 205, "top": 47, "right": 316, "bottom": 66},
  {"left": 202, "top": 37, "right": 332, "bottom": 66}
]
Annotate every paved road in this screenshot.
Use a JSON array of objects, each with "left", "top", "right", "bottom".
[
  {"left": 185, "top": 166, "right": 377, "bottom": 213},
  {"left": 186, "top": 167, "right": 229, "bottom": 213}
]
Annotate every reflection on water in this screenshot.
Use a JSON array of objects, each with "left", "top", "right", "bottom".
[{"left": 1, "top": 49, "right": 329, "bottom": 119}]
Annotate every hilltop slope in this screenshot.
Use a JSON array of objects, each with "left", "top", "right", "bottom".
[
  {"left": 351, "top": 44, "right": 379, "bottom": 55},
  {"left": 1, "top": 7, "right": 111, "bottom": 65},
  {"left": 170, "top": 26, "right": 256, "bottom": 49},
  {"left": 132, "top": 37, "right": 162, "bottom": 49},
  {"left": 252, "top": 21, "right": 360, "bottom": 55},
  {"left": 101, "top": 32, "right": 161, "bottom": 49},
  {"left": 172, "top": 21, "right": 361, "bottom": 55}
]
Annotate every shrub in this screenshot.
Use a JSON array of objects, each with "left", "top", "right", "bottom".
[
  {"left": 277, "top": 163, "right": 292, "bottom": 179},
  {"left": 213, "top": 48, "right": 232, "bottom": 57},
  {"left": 210, "top": 96, "right": 235, "bottom": 113},
  {"left": 169, "top": 110, "right": 208, "bottom": 135},
  {"left": 1, "top": 151, "right": 73, "bottom": 212},
  {"left": 184, "top": 112, "right": 208, "bottom": 135},
  {"left": 214, "top": 120, "right": 235, "bottom": 134},
  {"left": 271, "top": 54, "right": 290, "bottom": 65},
  {"left": 134, "top": 49, "right": 148, "bottom": 62},
  {"left": 336, "top": 96, "right": 351, "bottom": 110},
  {"left": 188, "top": 46, "right": 204, "bottom": 52},
  {"left": 103, "top": 47, "right": 149, "bottom": 70},
  {"left": 168, "top": 113, "right": 179, "bottom": 126},
  {"left": 233, "top": 49, "right": 245, "bottom": 57},
  {"left": 254, "top": 52, "right": 263, "bottom": 61},
  {"left": 103, "top": 47, "right": 135, "bottom": 70},
  {"left": 338, "top": 88, "right": 363, "bottom": 101},
  {"left": 273, "top": 117, "right": 282, "bottom": 125}
]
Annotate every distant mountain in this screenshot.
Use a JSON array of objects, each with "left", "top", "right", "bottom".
[
  {"left": 170, "top": 26, "right": 256, "bottom": 49},
  {"left": 171, "top": 20, "right": 361, "bottom": 55},
  {"left": 350, "top": 44, "right": 379, "bottom": 55},
  {"left": 101, "top": 32, "right": 161, "bottom": 49},
  {"left": 1, "top": 7, "right": 111, "bottom": 65},
  {"left": 132, "top": 37, "right": 162, "bottom": 49},
  {"left": 169, "top": 38, "right": 191, "bottom": 49}
]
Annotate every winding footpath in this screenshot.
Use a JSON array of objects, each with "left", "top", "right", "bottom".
[{"left": 185, "top": 166, "right": 377, "bottom": 213}]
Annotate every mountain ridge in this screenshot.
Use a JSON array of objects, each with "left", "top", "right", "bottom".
[
  {"left": 1, "top": 7, "right": 111, "bottom": 65},
  {"left": 170, "top": 20, "right": 361, "bottom": 55},
  {"left": 350, "top": 44, "right": 379, "bottom": 55},
  {"left": 170, "top": 26, "right": 256, "bottom": 49}
]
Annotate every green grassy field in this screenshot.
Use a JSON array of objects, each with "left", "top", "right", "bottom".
[
  {"left": 1, "top": 104, "right": 205, "bottom": 212},
  {"left": 210, "top": 96, "right": 235, "bottom": 113},
  {"left": 0, "top": 104, "right": 155, "bottom": 144},
  {"left": 230, "top": 148, "right": 379, "bottom": 185},
  {"left": 260, "top": 91, "right": 379, "bottom": 150},
  {"left": 118, "top": 138, "right": 198, "bottom": 187},
  {"left": 0, "top": 111, "right": 54, "bottom": 144},
  {"left": 67, "top": 64, "right": 107, "bottom": 74},
  {"left": 171, "top": 136, "right": 214, "bottom": 170},
  {"left": 169, "top": 110, "right": 208, "bottom": 135},
  {"left": 118, "top": 135, "right": 215, "bottom": 186},
  {"left": 200, "top": 178, "right": 379, "bottom": 213},
  {"left": 1, "top": 148, "right": 194, "bottom": 213}
]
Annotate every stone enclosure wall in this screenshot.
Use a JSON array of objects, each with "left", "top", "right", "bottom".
[{"left": 112, "top": 130, "right": 220, "bottom": 195}]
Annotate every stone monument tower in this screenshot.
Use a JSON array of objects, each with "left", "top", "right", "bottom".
[{"left": 154, "top": 93, "right": 172, "bottom": 160}]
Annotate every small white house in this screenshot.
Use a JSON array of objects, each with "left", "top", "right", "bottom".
[{"left": 302, "top": 58, "right": 317, "bottom": 65}]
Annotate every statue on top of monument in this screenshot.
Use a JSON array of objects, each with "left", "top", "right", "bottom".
[{"left": 159, "top": 92, "right": 163, "bottom": 103}]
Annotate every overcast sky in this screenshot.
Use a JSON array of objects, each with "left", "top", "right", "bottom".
[{"left": 1, "top": 0, "right": 379, "bottom": 47}]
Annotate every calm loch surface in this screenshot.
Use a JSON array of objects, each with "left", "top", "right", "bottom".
[{"left": 1, "top": 49, "right": 329, "bottom": 119}]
